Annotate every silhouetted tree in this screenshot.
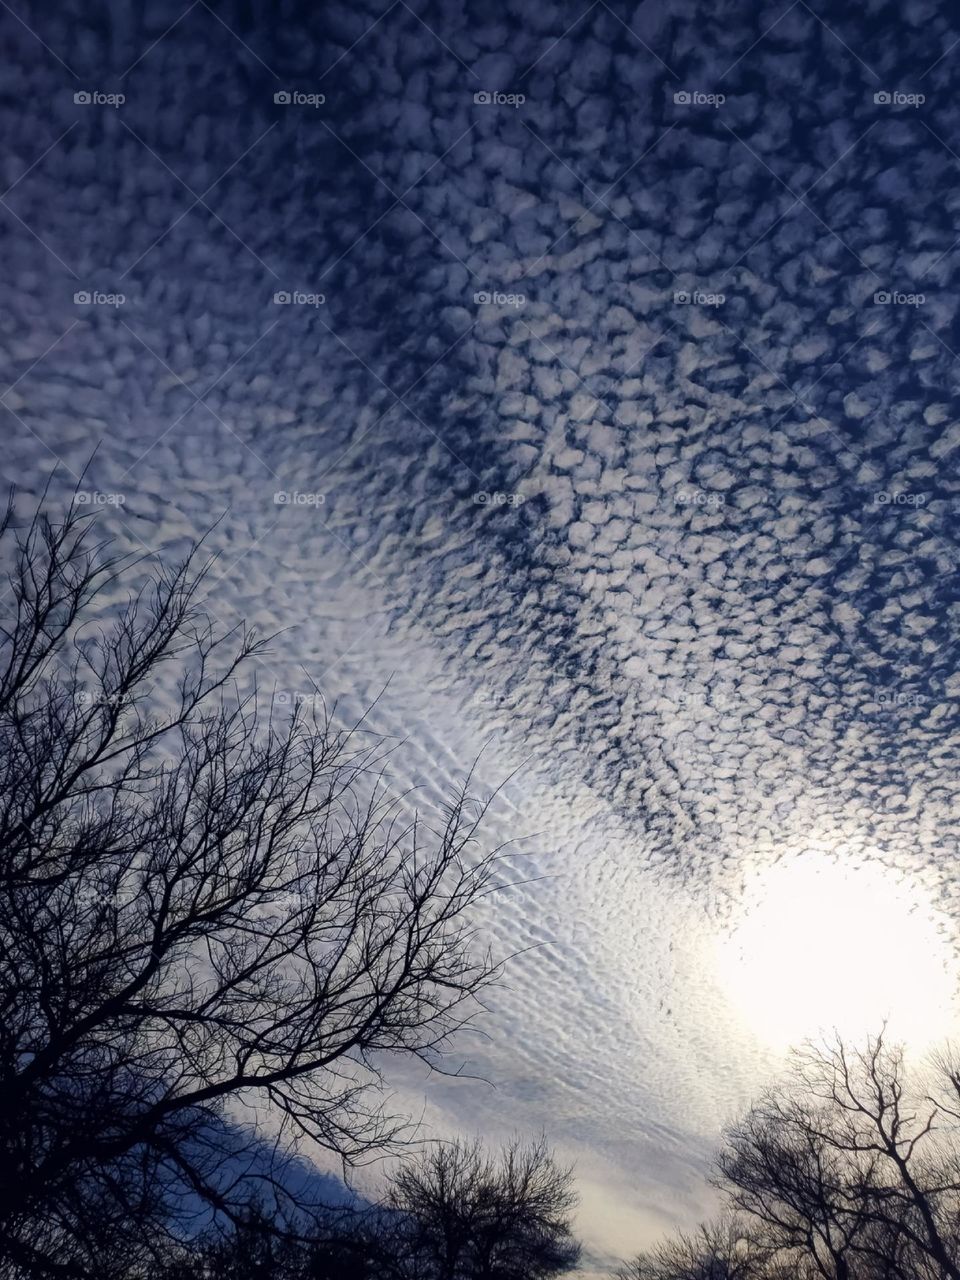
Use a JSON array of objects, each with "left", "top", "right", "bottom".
[
  {"left": 618, "top": 1032, "right": 960, "bottom": 1280},
  {"left": 143, "top": 1204, "right": 389, "bottom": 1280},
  {"left": 388, "top": 1135, "right": 581, "bottom": 1280},
  {"left": 616, "top": 1215, "right": 770, "bottom": 1279},
  {"left": 142, "top": 1199, "right": 382, "bottom": 1280},
  {"left": 718, "top": 1032, "right": 960, "bottom": 1280},
  {"left": 140, "top": 1137, "right": 580, "bottom": 1280},
  {"left": 0, "top": 494, "right": 503, "bottom": 1277}
]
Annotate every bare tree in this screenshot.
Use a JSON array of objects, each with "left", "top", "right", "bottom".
[
  {"left": 717, "top": 1089, "right": 871, "bottom": 1279},
  {"left": 620, "top": 1032, "right": 960, "bottom": 1280},
  {"left": 138, "top": 1190, "right": 396, "bottom": 1280},
  {"left": 0, "top": 494, "right": 504, "bottom": 1277},
  {"left": 387, "top": 1135, "right": 581, "bottom": 1280},
  {"left": 615, "top": 1215, "right": 771, "bottom": 1280},
  {"left": 717, "top": 1032, "right": 960, "bottom": 1280}
]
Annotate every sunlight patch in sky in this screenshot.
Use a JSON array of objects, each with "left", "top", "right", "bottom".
[{"left": 715, "top": 850, "right": 960, "bottom": 1052}]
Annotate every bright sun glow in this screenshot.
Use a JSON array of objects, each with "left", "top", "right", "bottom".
[{"left": 715, "top": 851, "right": 960, "bottom": 1051}]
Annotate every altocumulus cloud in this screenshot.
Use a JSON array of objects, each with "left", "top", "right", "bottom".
[{"left": 4, "top": 0, "right": 960, "bottom": 1270}]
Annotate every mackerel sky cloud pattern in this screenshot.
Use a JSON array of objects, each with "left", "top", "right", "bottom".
[{"left": 4, "top": 0, "right": 960, "bottom": 1270}]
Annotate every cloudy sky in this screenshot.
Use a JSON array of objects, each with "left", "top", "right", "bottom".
[{"left": 5, "top": 0, "right": 960, "bottom": 1271}]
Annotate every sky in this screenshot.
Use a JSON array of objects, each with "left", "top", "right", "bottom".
[{"left": 4, "top": 0, "right": 960, "bottom": 1273}]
